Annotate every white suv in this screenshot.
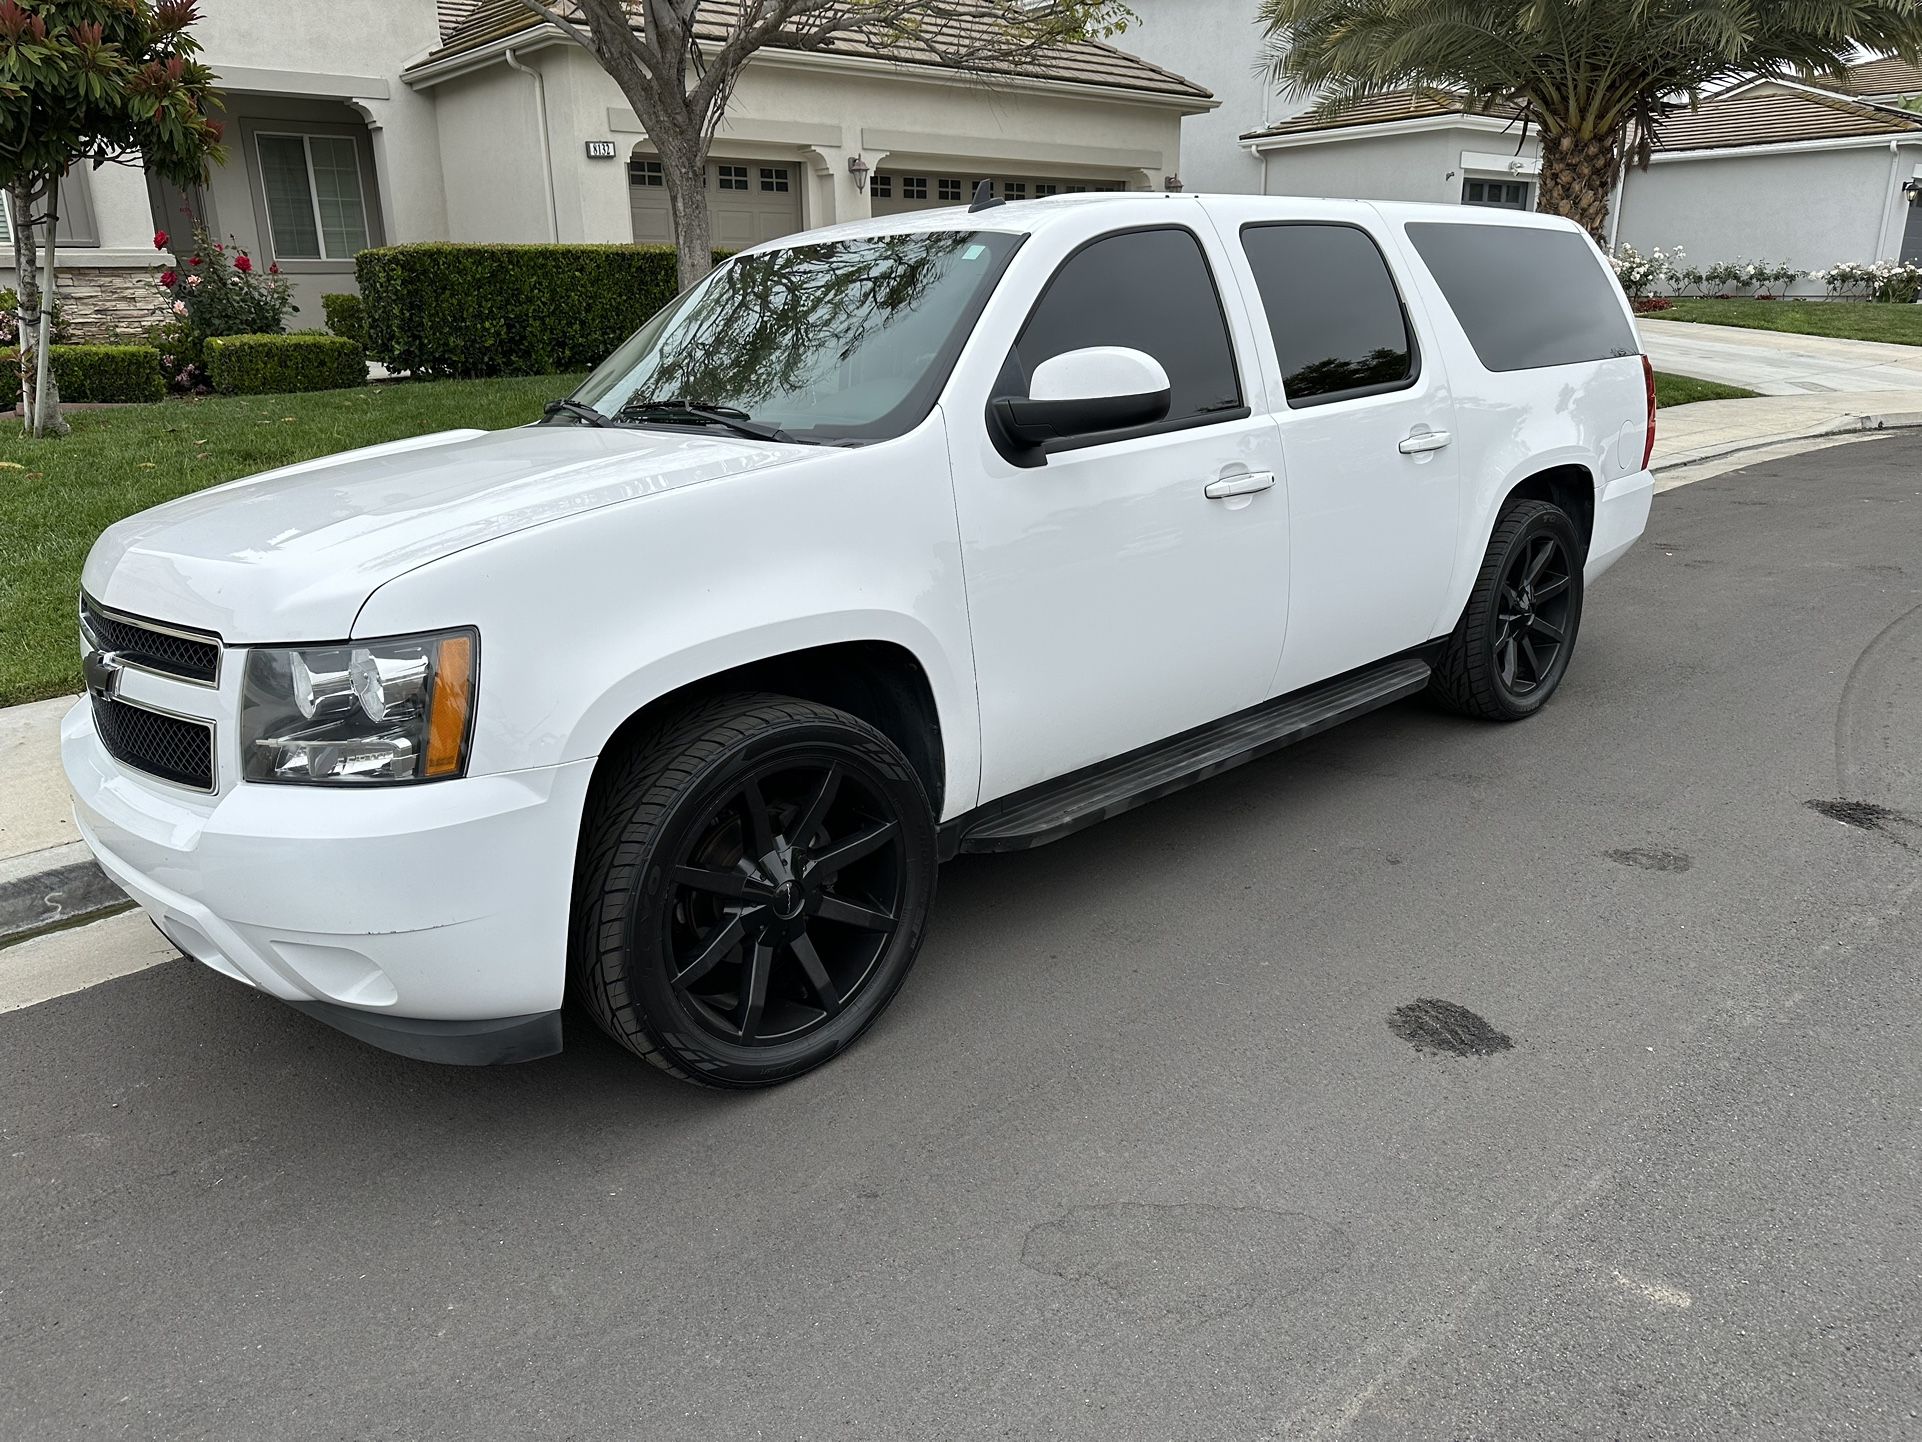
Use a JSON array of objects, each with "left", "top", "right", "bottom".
[{"left": 65, "top": 193, "right": 1653, "bottom": 1086}]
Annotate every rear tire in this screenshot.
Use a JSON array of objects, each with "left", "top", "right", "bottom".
[
  {"left": 1428, "top": 499, "right": 1584, "bottom": 721},
  {"left": 572, "top": 693, "right": 937, "bottom": 1088}
]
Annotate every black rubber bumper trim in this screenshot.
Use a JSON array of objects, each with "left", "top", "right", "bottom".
[{"left": 286, "top": 999, "right": 563, "bottom": 1066}]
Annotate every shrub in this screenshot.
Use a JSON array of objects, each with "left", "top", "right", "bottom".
[
  {"left": 205, "top": 333, "right": 368, "bottom": 395},
  {"left": 0, "top": 289, "right": 71, "bottom": 347},
  {"left": 322, "top": 292, "right": 368, "bottom": 349},
  {"left": 356, "top": 243, "right": 727, "bottom": 377},
  {"left": 1608, "top": 243, "right": 1683, "bottom": 299},
  {"left": 0, "top": 344, "right": 165, "bottom": 406},
  {"left": 1814, "top": 260, "right": 1922, "bottom": 303},
  {"left": 152, "top": 222, "right": 297, "bottom": 392},
  {"left": 1631, "top": 296, "right": 1673, "bottom": 315}
]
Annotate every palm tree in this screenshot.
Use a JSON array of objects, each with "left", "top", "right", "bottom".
[{"left": 1256, "top": 0, "right": 1922, "bottom": 239}]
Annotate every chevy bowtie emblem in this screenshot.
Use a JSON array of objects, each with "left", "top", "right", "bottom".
[{"left": 83, "top": 649, "right": 125, "bottom": 701}]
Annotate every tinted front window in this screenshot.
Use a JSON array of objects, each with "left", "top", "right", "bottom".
[
  {"left": 1406, "top": 222, "right": 1638, "bottom": 371},
  {"left": 572, "top": 230, "right": 1022, "bottom": 443},
  {"left": 1241, "top": 223, "right": 1415, "bottom": 407},
  {"left": 1011, "top": 228, "right": 1241, "bottom": 424}
]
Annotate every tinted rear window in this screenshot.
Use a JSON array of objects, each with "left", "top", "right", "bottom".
[
  {"left": 1241, "top": 223, "right": 1416, "bottom": 407},
  {"left": 1405, "top": 222, "right": 1638, "bottom": 371}
]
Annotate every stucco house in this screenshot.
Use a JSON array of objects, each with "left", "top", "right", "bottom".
[
  {"left": 1234, "top": 72, "right": 1922, "bottom": 286},
  {"left": 5, "top": 0, "right": 1211, "bottom": 338}
]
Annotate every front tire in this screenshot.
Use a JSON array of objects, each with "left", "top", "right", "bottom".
[
  {"left": 1429, "top": 498, "right": 1584, "bottom": 721},
  {"left": 572, "top": 694, "right": 937, "bottom": 1088}
]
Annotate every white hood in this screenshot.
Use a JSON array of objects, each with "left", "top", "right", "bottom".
[{"left": 82, "top": 424, "right": 810, "bottom": 642}]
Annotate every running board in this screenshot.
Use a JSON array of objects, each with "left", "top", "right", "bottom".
[{"left": 953, "top": 657, "right": 1432, "bottom": 854}]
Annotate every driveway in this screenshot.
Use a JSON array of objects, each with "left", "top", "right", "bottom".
[
  {"left": 1639, "top": 315, "right": 1922, "bottom": 395},
  {"left": 6, "top": 437, "right": 1922, "bottom": 1440}
]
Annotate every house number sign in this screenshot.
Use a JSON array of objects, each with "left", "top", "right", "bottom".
[{"left": 584, "top": 140, "right": 618, "bottom": 159}]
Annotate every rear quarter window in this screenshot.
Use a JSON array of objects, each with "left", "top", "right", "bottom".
[{"left": 1404, "top": 222, "right": 1638, "bottom": 372}]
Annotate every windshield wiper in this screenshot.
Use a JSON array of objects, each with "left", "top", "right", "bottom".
[
  {"left": 542, "top": 398, "right": 614, "bottom": 428},
  {"left": 620, "top": 398, "right": 801, "bottom": 445}
]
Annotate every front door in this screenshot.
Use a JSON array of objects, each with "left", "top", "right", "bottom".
[
  {"left": 952, "top": 224, "right": 1292, "bottom": 802},
  {"left": 1205, "top": 203, "right": 1462, "bottom": 695}
]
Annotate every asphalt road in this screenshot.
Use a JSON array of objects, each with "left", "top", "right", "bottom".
[{"left": 6, "top": 436, "right": 1922, "bottom": 1441}]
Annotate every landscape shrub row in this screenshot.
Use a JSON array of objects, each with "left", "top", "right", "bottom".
[
  {"left": 355, "top": 243, "right": 724, "bottom": 377},
  {"left": 2, "top": 345, "right": 166, "bottom": 407},
  {"left": 205, "top": 334, "right": 368, "bottom": 395},
  {"left": 1610, "top": 245, "right": 1922, "bottom": 303}
]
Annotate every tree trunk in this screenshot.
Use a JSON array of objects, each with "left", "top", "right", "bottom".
[
  {"left": 1535, "top": 131, "right": 1621, "bottom": 244},
  {"left": 9, "top": 178, "right": 68, "bottom": 439},
  {"left": 660, "top": 137, "right": 714, "bottom": 293}
]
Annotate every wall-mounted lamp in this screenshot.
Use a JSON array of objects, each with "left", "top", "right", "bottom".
[
  {"left": 1164, "top": 174, "right": 1184, "bottom": 192},
  {"left": 849, "top": 155, "right": 871, "bottom": 193},
  {"left": 1905, "top": 177, "right": 1922, "bottom": 208}
]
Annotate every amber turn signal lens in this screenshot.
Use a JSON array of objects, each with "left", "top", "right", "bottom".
[{"left": 425, "top": 633, "right": 475, "bottom": 778}]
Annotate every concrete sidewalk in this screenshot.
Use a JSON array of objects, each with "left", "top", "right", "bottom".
[
  {"left": 5, "top": 386, "right": 1920, "bottom": 945},
  {"left": 1638, "top": 317, "right": 1922, "bottom": 396}
]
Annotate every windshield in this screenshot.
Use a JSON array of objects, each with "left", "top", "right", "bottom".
[{"left": 569, "top": 229, "right": 1024, "bottom": 444}]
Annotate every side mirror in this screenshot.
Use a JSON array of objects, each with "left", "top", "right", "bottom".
[{"left": 992, "top": 346, "right": 1172, "bottom": 450}]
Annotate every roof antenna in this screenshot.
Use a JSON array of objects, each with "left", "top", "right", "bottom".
[{"left": 969, "top": 179, "right": 1004, "bottom": 213}]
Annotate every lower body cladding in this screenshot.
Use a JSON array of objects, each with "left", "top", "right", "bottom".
[{"left": 61, "top": 700, "right": 594, "bottom": 1065}]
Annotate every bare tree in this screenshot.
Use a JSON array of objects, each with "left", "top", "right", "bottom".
[{"left": 512, "top": 1, "right": 1134, "bottom": 289}]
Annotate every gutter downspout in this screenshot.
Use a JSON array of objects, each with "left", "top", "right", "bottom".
[
  {"left": 504, "top": 47, "right": 560, "bottom": 242},
  {"left": 1874, "top": 137, "right": 1904, "bottom": 260}
]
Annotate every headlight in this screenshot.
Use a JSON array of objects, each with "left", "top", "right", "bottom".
[{"left": 240, "top": 629, "right": 477, "bottom": 785}]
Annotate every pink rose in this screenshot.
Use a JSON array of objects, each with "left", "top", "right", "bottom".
[
  {"left": 172, "top": 300, "right": 188, "bottom": 316},
  {"left": 186, "top": 274, "right": 201, "bottom": 287}
]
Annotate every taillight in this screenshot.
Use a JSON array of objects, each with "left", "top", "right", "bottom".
[{"left": 1640, "top": 353, "right": 1657, "bottom": 471}]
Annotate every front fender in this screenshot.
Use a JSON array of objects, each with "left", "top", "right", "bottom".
[{"left": 353, "top": 418, "right": 982, "bottom": 818}]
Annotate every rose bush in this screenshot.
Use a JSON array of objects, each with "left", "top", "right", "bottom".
[{"left": 149, "top": 223, "right": 294, "bottom": 391}]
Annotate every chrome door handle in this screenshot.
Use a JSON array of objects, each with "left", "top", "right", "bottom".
[
  {"left": 1204, "top": 471, "right": 1276, "bottom": 500},
  {"left": 1398, "top": 429, "right": 1453, "bottom": 455}
]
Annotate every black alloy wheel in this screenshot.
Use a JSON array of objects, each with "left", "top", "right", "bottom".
[
  {"left": 573, "top": 694, "right": 936, "bottom": 1087},
  {"left": 1429, "top": 498, "right": 1585, "bottom": 721},
  {"left": 666, "top": 757, "right": 908, "bottom": 1047},
  {"left": 1492, "top": 532, "right": 1574, "bottom": 697}
]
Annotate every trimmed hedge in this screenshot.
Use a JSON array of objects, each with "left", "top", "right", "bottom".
[
  {"left": 2, "top": 344, "right": 165, "bottom": 406},
  {"left": 322, "top": 291, "right": 367, "bottom": 349},
  {"left": 357, "top": 243, "right": 725, "bottom": 378},
  {"left": 205, "top": 333, "right": 369, "bottom": 395}
]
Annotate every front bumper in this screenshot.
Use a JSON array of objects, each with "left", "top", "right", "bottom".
[{"left": 62, "top": 699, "right": 595, "bottom": 1064}]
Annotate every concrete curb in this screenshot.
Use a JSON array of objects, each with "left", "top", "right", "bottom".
[
  {"left": 0, "top": 842, "right": 126, "bottom": 947},
  {"left": 1652, "top": 407, "right": 1922, "bottom": 474}
]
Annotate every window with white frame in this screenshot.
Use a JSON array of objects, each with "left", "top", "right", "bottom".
[
  {"left": 0, "top": 191, "right": 11, "bottom": 247},
  {"left": 257, "top": 133, "right": 371, "bottom": 261}
]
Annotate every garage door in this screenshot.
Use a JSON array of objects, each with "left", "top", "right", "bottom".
[
  {"left": 630, "top": 157, "right": 803, "bottom": 248},
  {"left": 870, "top": 170, "right": 1125, "bottom": 217}
]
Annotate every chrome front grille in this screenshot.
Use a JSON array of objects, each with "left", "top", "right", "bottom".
[
  {"left": 90, "top": 694, "right": 216, "bottom": 792},
  {"left": 79, "top": 595, "right": 221, "bottom": 685}
]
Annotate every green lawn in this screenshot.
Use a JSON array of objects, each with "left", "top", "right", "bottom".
[
  {"left": 1653, "top": 372, "right": 1759, "bottom": 408},
  {"left": 1657, "top": 298, "right": 1922, "bottom": 347},
  {"left": 0, "top": 375, "right": 582, "bottom": 708}
]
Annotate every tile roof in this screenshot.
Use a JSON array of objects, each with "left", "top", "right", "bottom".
[
  {"left": 1242, "top": 88, "right": 1520, "bottom": 141},
  {"left": 1823, "top": 55, "right": 1922, "bottom": 98},
  {"left": 438, "top": 0, "right": 481, "bottom": 39},
  {"left": 416, "top": 0, "right": 1211, "bottom": 102},
  {"left": 1242, "top": 82, "right": 1922, "bottom": 153},
  {"left": 1651, "top": 86, "right": 1922, "bottom": 151}
]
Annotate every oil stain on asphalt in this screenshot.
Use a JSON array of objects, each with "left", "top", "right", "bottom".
[
  {"left": 1806, "top": 799, "right": 1918, "bottom": 849},
  {"left": 1605, "top": 847, "right": 1692, "bottom": 872},
  {"left": 1387, "top": 999, "right": 1513, "bottom": 1058}
]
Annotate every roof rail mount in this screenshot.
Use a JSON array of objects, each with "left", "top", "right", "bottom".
[{"left": 970, "top": 180, "right": 1005, "bottom": 213}]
